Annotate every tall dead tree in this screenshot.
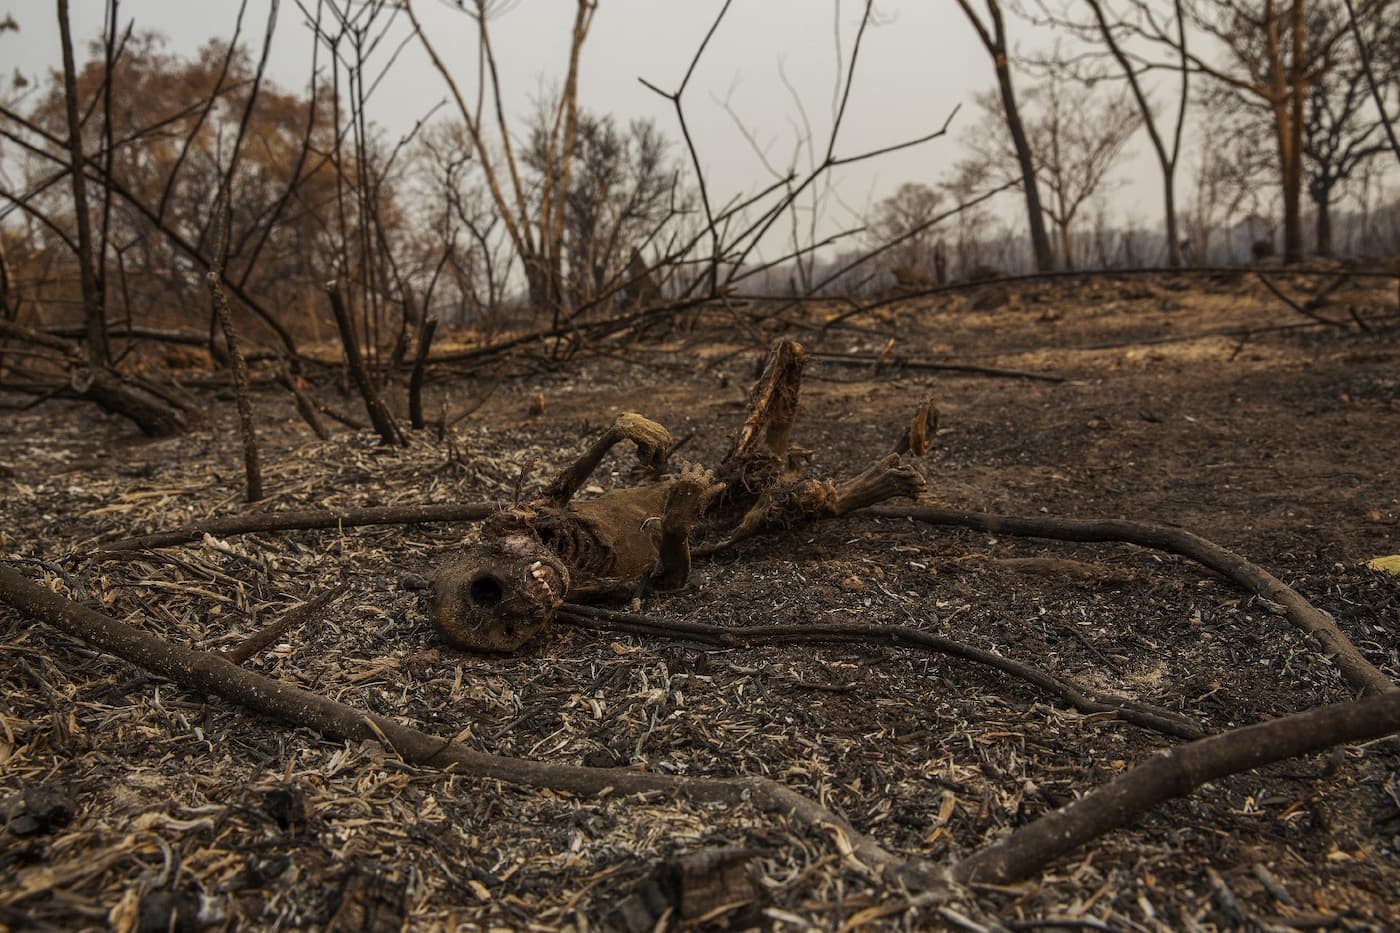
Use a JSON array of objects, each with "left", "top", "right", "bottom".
[
  {"left": 523, "top": 109, "right": 677, "bottom": 311},
  {"left": 865, "top": 182, "right": 944, "bottom": 282},
  {"left": 1303, "top": 5, "right": 1398, "bottom": 256},
  {"left": 1341, "top": 0, "right": 1400, "bottom": 162},
  {"left": 955, "top": 0, "right": 1057, "bottom": 272},
  {"left": 1020, "top": 78, "right": 1142, "bottom": 269},
  {"left": 0, "top": 2, "right": 193, "bottom": 435},
  {"left": 1203, "top": 0, "right": 1311, "bottom": 264},
  {"left": 0, "top": 5, "right": 343, "bottom": 373}
]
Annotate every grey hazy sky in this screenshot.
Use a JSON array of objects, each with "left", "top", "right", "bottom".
[{"left": 3, "top": 1, "right": 1170, "bottom": 249}]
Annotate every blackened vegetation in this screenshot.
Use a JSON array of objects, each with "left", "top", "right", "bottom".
[{"left": 2, "top": 275, "right": 1399, "bottom": 927}]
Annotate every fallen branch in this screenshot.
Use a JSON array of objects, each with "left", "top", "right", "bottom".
[
  {"left": 556, "top": 603, "right": 1204, "bottom": 739},
  {"left": 952, "top": 689, "right": 1400, "bottom": 884},
  {"left": 101, "top": 502, "right": 496, "bottom": 552},
  {"left": 1255, "top": 273, "right": 1349, "bottom": 330},
  {"left": 1, "top": 317, "right": 91, "bottom": 353},
  {"left": 220, "top": 585, "right": 346, "bottom": 665},
  {"left": 276, "top": 370, "right": 331, "bottom": 441},
  {"left": 312, "top": 397, "right": 367, "bottom": 431},
  {"left": 423, "top": 294, "right": 718, "bottom": 366},
  {"left": 969, "top": 313, "right": 1400, "bottom": 359},
  {"left": 4, "top": 564, "right": 1392, "bottom": 896},
  {"left": 807, "top": 350, "right": 1064, "bottom": 383},
  {"left": 871, "top": 505, "right": 1396, "bottom": 697},
  {"left": 43, "top": 324, "right": 250, "bottom": 350},
  {"left": 819, "top": 263, "right": 1400, "bottom": 332},
  {"left": 0, "top": 564, "right": 936, "bottom": 887},
  {"left": 0, "top": 320, "right": 191, "bottom": 436}
]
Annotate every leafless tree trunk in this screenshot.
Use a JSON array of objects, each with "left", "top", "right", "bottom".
[
  {"left": 955, "top": 0, "right": 1056, "bottom": 272},
  {"left": 1132, "top": 0, "right": 1361, "bottom": 265},
  {"left": 56, "top": 0, "right": 108, "bottom": 367},
  {"left": 1282, "top": 0, "right": 1308, "bottom": 263},
  {"left": 954, "top": 688, "right": 1400, "bottom": 884},
  {"left": 1341, "top": 0, "right": 1400, "bottom": 163},
  {"left": 1072, "top": 0, "right": 1191, "bottom": 267}
]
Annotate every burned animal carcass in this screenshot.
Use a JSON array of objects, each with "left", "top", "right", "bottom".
[{"left": 430, "top": 340, "right": 934, "bottom": 652}]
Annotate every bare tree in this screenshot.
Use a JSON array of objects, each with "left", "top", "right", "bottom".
[
  {"left": 1304, "top": 3, "right": 1399, "bottom": 255},
  {"left": 939, "top": 159, "right": 996, "bottom": 277},
  {"left": 865, "top": 182, "right": 942, "bottom": 283},
  {"left": 405, "top": 0, "right": 597, "bottom": 322},
  {"left": 1183, "top": 119, "right": 1273, "bottom": 262},
  {"left": 1, "top": 27, "right": 342, "bottom": 358},
  {"left": 1024, "top": 78, "right": 1142, "bottom": 269},
  {"left": 1029, "top": 0, "right": 1192, "bottom": 267},
  {"left": 1341, "top": 0, "right": 1400, "bottom": 163},
  {"left": 524, "top": 109, "right": 678, "bottom": 311},
  {"left": 409, "top": 121, "right": 509, "bottom": 329},
  {"left": 55, "top": 0, "right": 106, "bottom": 367},
  {"left": 955, "top": 0, "right": 1058, "bottom": 271},
  {"left": 969, "top": 78, "right": 1140, "bottom": 270},
  {"left": 1125, "top": 0, "right": 1364, "bottom": 263}
]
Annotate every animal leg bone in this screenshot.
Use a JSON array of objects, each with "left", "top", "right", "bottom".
[
  {"left": 727, "top": 339, "right": 806, "bottom": 463},
  {"left": 647, "top": 463, "right": 723, "bottom": 592},
  {"left": 545, "top": 412, "right": 674, "bottom": 505},
  {"left": 708, "top": 454, "right": 925, "bottom": 553}
]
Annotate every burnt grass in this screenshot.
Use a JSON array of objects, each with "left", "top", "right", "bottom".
[{"left": 2, "top": 273, "right": 1399, "bottom": 930}]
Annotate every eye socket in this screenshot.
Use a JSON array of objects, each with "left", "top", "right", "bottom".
[{"left": 467, "top": 573, "right": 505, "bottom": 608}]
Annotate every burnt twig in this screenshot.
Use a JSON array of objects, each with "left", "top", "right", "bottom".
[
  {"left": 276, "top": 370, "right": 331, "bottom": 441},
  {"left": 0, "top": 563, "right": 937, "bottom": 886},
  {"left": 809, "top": 351, "right": 1064, "bottom": 383},
  {"left": 408, "top": 317, "right": 438, "bottom": 430},
  {"left": 1255, "top": 273, "right": 1349, "bottom": 329},
  {"left": 325, "top": 280, "right": 404, "bottom": 446},
  {"left": 208, "top": 199, "right": 263, "bottom": 502},
  {"left": 220, "top": 585, "right": 346, "bottom": 665}
]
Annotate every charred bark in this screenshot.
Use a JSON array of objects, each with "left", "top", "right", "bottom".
[
  {"left": 325, "top": 281, "right": 404, "bottom": 446},
  {"left": 955, "top": 0, "right": 1056, "bottom": 272},
  {"left": 56, "top": 0, "right": 108, "bottom": 367},
  {"left": 72, "top": 366, "right": 191, "bottom": 437}
]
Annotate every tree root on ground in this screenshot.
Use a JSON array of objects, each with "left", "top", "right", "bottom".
[
  {"left": 952, "top": 689, "right": 1400, "bottom": 884},
  {"left": 0, "top": 564, "right": 939, "bottom": 889},
  {"left": 870, "top": 505, "right": 1397, "bottom": 697},
  {"left": 100, "top": 497, "right": 1390, "bottom": 701},
  {"left": 555, "top": 603, "right": 1205, "bottom": 739}
]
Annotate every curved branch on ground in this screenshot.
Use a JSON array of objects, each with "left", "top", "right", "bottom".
[
  {"left": 556, "top": 603, "right": 1204, "bottom": 739},
  {"left": 871, "top": 505, "right": 1396, "bottom": 698},
  {"left": 953, "top": 689, "right": 1400, "bottom": 884}
]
